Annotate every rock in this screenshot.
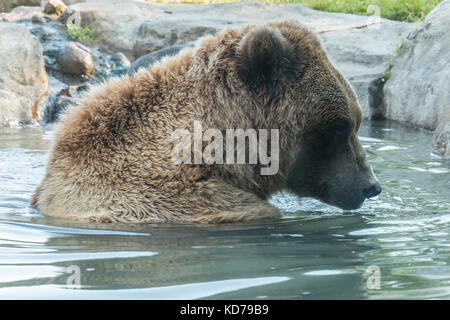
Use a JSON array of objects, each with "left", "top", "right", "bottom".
[
  {"left": 42, "top": 0, "right": 66, "bottom": 16},
  {"left": 0, "top": 23, "right": 48, "bottom": 126},
  {"left": 318, "top": 22, "right": 414, "bottom": 119},
  {"left": 63, "top": 0, "right": 85, "bottom": 5},
  {"left": 432, "top": 111, "right": 450, "bottom": 157},
  {"left": 68, "top": 0, "right": 414, "bottom": 118},
  {"left": 128, "top": 44, "right": 193, "bottom": 74},
  {"left": 57, "top": 41, "right": 94, "bottom": 75},
  {"left": 31, "top": 13, "right": 46, "bottom": 23},
  {"left": 367, "top": 78, "right": 385, "bottom": 120},
  {"left": 25, "top": 19, "right": 128, "bottom": 86},
  {"left": 57, "top": 5, "right": 72, "bottom": 24},
  {"left": 383, "top": 0, "right": 450, "bottom": 131},
  {"left": 57, "top": 5, "right": 78, "bottom": 25},
  {"left": 0, "top": 5, "right": 41, "bottom": 20}
]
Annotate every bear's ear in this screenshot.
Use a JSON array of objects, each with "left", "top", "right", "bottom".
[{"left": 238, "top": 26, "right": 293, "bottom": 88}]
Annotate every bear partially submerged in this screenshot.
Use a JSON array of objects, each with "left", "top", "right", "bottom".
[{"left": 31, "top": 21, "right": 381, "bottom": 223}]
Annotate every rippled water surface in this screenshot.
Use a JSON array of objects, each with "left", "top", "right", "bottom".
[{"left": 0, "top": 121, "right": 449, "bottom": 299}]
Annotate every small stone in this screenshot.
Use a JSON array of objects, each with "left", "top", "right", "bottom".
[
  {"left": 128, "top": 44, "right": 194, "bottom": 74},
  {"left": 0, "top": 23, "right": 48, "bottom": 126},
  {"left": 42, "top": 0, "right": 67, "bottom": 16},
  {"left": 58, "top": 6, "right": 74, "bottom": 24},
  {"left": 58, "top": 41, "right": 94, "bottom": 76},
  {"left": 32, "top": 14, "right": 47, "bottom": 24}
]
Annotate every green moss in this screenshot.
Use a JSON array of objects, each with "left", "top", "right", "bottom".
[
  {"left": 379, "top": 38, "right": 404, "bottom": 82},
  {"left": 67, "top": 22, "right": 106, "bottom": 45},
  {"left": 395, "top": 39, "right": 404, "bottom": 55},
  {"left": 379, "top": 60, "right": 394, "bottom": 82}
]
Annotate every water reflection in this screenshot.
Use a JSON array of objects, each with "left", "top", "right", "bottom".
[
  {"left": 0, "top": 277, "right": 290, "bottom": 300},
  {"left": 0, "top": 215, "right": 374, "bottom": 299}
]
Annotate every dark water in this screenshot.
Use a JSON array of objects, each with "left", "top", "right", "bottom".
[{"left": 0, "top": 121, "right": 449, "bottom": 299}]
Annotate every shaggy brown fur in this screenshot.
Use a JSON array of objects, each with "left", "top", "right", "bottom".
[{"left": 31, "top": 21, "right": 379, "bottom": 223}]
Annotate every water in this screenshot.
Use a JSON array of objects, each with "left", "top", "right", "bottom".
[{"left": 0, "top": 121, "right": 449, "bottom": 299}]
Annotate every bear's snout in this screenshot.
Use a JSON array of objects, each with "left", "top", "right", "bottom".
[
  {"left": 337, "top": 179, "right": 381, "bottom": 210},
  {"left": 363, "top": 181, "right": 382, "bottom": 199},
  {"left": 324, "top": 158, "right": 382, "bottom": 211},
  {"left": 286, "top": 129, "right": 382, "bottom": 212}
]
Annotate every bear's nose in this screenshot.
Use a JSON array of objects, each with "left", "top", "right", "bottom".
[{"left": 363, "top": 182, "right": 382, "bottom": 199}]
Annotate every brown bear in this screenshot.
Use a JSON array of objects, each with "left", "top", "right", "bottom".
[{"left": 31, "top": 21, "right": 381, "bottom": 224}]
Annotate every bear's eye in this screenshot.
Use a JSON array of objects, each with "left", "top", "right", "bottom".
[
  {"left": 312, "top": 119, "right": 351, "bottom": 152},
  {"left": 333, "top": 119, "right": 351, "bottom": 139}
]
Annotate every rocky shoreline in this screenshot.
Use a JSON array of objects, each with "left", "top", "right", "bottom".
[{"left": 0, "top": 0, "right": 448, "bottom": 156}]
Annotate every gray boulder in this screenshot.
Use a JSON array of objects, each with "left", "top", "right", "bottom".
[
  {"left": 318, "top": 22, "right": 414, "bottom": 119},
  {"left": 0, "top": 5, "right": 42, "bottom": 20},
  {"left": 42, "top": 0, "right": 67, "bottom": 16},
  {"left": 31, "top": 13, "right": 47, "bottom": 23},
  {"left": 432, "top": 110, "right": 450, "bottom": 157},
  {"left": 128, "top": 43, "right": 194, "bottom": 74},
  {"left": 57, "top": 41, "right": 94, "bottom": 76},
  {"left": 383, "top": 0, "right": 450, "bottom": 131},
  {"left": 0, "top": 23, "right": 48, "bottom": 126},
  {"left": 68, "top": 1, "right": 414, "bottom": 118}
]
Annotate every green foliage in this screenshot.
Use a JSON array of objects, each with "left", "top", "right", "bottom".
[
  {"left": 379, "top": 60, "right": 394, "bottom": 82},
  {"left": 67, "top": 22, "right": 106, "bottom": 45},
  {"left": 395, "top": 39, "right": 403, "bottom": 55},
  {"left": 379, "top": 38, "right": 404, "bottom": 82},
  {"left": 7, "top": 0, "right": 38, "bottom": 9},
  {"left": 162, "top": 0, "right": 443, "bottom": 22},
  {"left": 279, "top": 0, "right": 442, "bottom": 22}
]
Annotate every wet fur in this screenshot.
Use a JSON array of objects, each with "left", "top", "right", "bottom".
[{"left": 31, "top": 21, "right": 363, "bottom": 223}]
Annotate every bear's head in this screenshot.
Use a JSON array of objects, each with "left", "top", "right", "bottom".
[{"left": 193, "top": 21, "right": 381, "bottom": 210}]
